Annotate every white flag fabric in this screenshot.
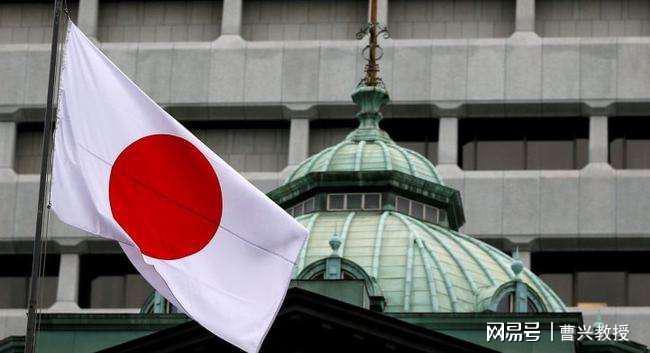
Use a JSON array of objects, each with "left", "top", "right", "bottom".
[{"left": 50, "top": 23, "right": 308, "bottom": 353}]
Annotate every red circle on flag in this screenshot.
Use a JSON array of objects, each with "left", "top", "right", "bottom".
[{"left": 109, "top": 134, "right": 222, "bottom": 260}]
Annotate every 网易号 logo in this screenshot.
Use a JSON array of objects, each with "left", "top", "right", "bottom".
[{"left": 486, "top": 322, "right": 630, "bottom": 342}]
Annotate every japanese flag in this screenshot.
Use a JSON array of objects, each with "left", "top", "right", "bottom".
[{"left": 50, "top": 23, "right": 308, "bottom": 353}]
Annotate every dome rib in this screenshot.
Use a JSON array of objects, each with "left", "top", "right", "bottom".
[
  {"left": 433, "top": 225, "right": 497, "bottom": 286},
  {"left": 404, "top": 231, "right": 415, "bottom": 311},
  {"left": 295, "top": 213, "right": 320, "bottom": 275},
  {"left": 283, "top": 135, "right": 444, "bottom": 185},
  {"left": 376, "top": 140, "right": 393, "bottom": 170},
  {"left": 394, "top": 145, "right": 416, "bottom": 175},
  {"left": 523, "top": 267, "right": 566, "bottom": 312},
  {"left": 354, "top": 141, "right": 366, "bottom": 171},
  {"left": 454, "top": 231, "right": 515, "bottom": 280},
  {"left": 404, "top": 148, "right": 442, "bottom": 184},
  {"left": 285, "top": 146, "right": 328, "bottom": 183},
  {"left": 337, "top": 211, "right": 356, "bottom": 257},
  {"left": 491, "top": 248, "right": 565, "bottom": 312},
  {"left": 394, "top": 212, "right": 459, "bottom": 311},
  {"left": 412, "top": 221, "right": 479, "bottom": 296},
  {"left": 538, "top": 277, "right": 567, "bottom": 311},
  {"left": 309, "top": 147, "right": 332, "bottom": 170},
  {"left": 324, "top": 141, "right": 351, "bottom": 170},
  {"left": 415, "top": 237, "right": 440, "bottom": 311},
  {"left": 371, "top": 211, "right": 390, "bottom": 278},
  {"left": 457, "top": 232, "right": 566, "bottom": 312},
  {"left": 293, "top": 212, "right": 567, "bottom": 313},
  {"left": 423, "top": 241, "right": 459, "bottom": 311}
]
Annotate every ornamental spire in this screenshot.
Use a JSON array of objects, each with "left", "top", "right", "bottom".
[
  {"left": 348, "top": 0, "right": 391, "bottom": 141},
  {"left": 356, "top": 0, "right": 389, "bottom": 87}
]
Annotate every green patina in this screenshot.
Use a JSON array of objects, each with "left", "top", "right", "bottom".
[
  {"left": 9, "top": 23, "right": 647, "bottom": 353},
  {"left": 277, "top": 80, "right": 566, "bottom": 314},
  {"left": 292, "top": 210, "right": 566, "bottom": 313},
  {"left": 284, "top": 85, "right": 443, "bottom": 186}
]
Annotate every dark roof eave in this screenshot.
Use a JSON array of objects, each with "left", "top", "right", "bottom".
[
  {"left": 268, "top": 171, "right": 466, "bottom": 230},
  {"left": 97, "top": 287, "right": 496, "bottom": 353}
]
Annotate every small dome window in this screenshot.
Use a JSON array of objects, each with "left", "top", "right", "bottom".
[
  {"left": 308, "top": 270, "right": 358, "bottom": 280},
  {"left": 489, "top": 281, "right": 547, "bottom": 313},
  {"left": 286, "top": 197, "right": 315, "bottom": 217},
  {"left": 495, "top": 293, "right": 514, "bottom": 313},
  {"left": 395, "top": 196, "right": 446, "bottom": 224},
  {"left": 326, "top": 193, "right": 382, "bottom": 211}
]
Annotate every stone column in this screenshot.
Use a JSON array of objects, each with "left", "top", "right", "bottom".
[
  {"left": 221, "top": 0, "right": 243, "bottom": 36},
  {"left": 0, "top": 122, "right": 16, "bottom": 169},
  {"left": 515, "top": 0, "right": 535, "bottom": 33},
  {"left": 437, "top": 117, "right": 458, "bottom": 165},
  {"left": 288, "top": 119, "right": 310, "bottom": 166},
  {"left": 52, "top": 253, "right": 81, "bottom": 311},
  {"left": 589, "top": 116, "right": 608, "bottom": 164},
  {"left": 77, "top": 0, "right": 99, "bottom": 39}
]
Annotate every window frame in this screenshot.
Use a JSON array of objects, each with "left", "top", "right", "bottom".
[
  {"left": 395, "top": 196, "right": 442, "bottom": 224},
  {"left": 362, "top": 193, "right": 382, "bottom": 210},
  {"left": 327, "top": 194, "right": 346, "bottom": 210},
  {"left": 326, "top": 193, "right": 383, "bottom": 211}
]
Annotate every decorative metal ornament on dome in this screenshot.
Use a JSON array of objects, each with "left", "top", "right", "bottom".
[{"left": 355, "top": 0, "right": 390, "bottom": 89}]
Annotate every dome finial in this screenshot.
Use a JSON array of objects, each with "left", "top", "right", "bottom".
[
  {"left": 356, "top": 0, "right": 388, "bottom": 87},
  {"left": 511, "top": 247, "right": 524, "bottom": 277},
  {"left": 350, "top": 1, "right": 390, "bottom": 139},
  {"left": 594, "top": 313, "right": 605, "bottom": 330},
  {"left": 329, "top": 229, "right": 341, "bottom": 255}
]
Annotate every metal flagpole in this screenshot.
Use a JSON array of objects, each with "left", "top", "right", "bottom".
[{"left": 25, "top": 0, "right": 66, "bottom": 352}]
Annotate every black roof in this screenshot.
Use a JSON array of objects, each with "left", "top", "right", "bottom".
[{"left": 98, "top": 287, "right": 495, "bottom": 353}]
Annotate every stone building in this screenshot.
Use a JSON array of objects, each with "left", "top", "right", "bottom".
[{"left": 1, "top": 0, "right": 650, "bottom": 348}]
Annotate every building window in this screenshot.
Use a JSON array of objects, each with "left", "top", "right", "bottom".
[
  {"left": 396, "top": 196, "right": 410, "bottom": 213},
  {"left": 533, "top": 251, "right": 650, "bottom": 307},
  {"left": 364, "top": 193, "right": 380, "bottom": 209},
  {"left": 0, "top": 2, "right": 79, "bottom": 44},
  {"left": 327, "top": 194, "right": 345, "bottom": 210},
  {"left": 309, "top": 118, "right": 438, "bottom": 164},
  {"left": 0, "top": 254, "right": 59, "bottom": 309},
  {"left": 15, "top": 124, "right": 43, "bottom": 174},
  {"left": 382, "top": 118, "right": 439, "bottom": 164},
  {"left": 347, "top": 194, "right": 362, "bottom": 209},
  {"left": 79, "top": 254, "right": 152, "bottom": 309},
  {"left": 536, "top": 1, "right": 649, "bottom": 38},
  {"left": 326, "top": 193, "right": 382, "bottom": 211},
  {"left": 242, "top": 0, "right": 367, "bottom": 41},
  {"left": 286, "top": 197, "right": 316, "bottom": 217},
  {"left": 394, "top": 196, "right": 442, "bottom": 224},
  {"left": 609, "top": 118, "right": 650, "bottom": 169},
  {"left": 97, "top": 1, "right": 223, "bottom": 43},
  {"left": 388, "top": 0, "right": 515, "bottom": 39},
  {"left": 309, "top": 120, "right": 357, "bottom": 155},
  {"left": 460, "top": 118, "right": 588, "bottom": 170}
]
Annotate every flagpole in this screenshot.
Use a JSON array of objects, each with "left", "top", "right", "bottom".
[{"left": 25, "top": 0, "right": 66, "bottom": 352}]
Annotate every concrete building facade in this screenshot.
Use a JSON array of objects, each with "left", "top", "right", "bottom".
[{"left": 2, "top": 0, "right": 650, "bottom": 346}]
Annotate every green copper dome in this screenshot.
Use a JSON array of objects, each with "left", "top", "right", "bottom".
[
  {"left": 292, "top": 211, "right": 566, "bottom": 313},
  {"left": 284, "top": 85, "right": 443, "bottom": 186},
  {"left": 270, "top": 47, "right": 567, "bottom": 313}
]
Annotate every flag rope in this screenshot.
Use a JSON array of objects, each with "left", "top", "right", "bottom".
[{"left": 25, "top": 1, "right": 69, "bottom": 352}]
